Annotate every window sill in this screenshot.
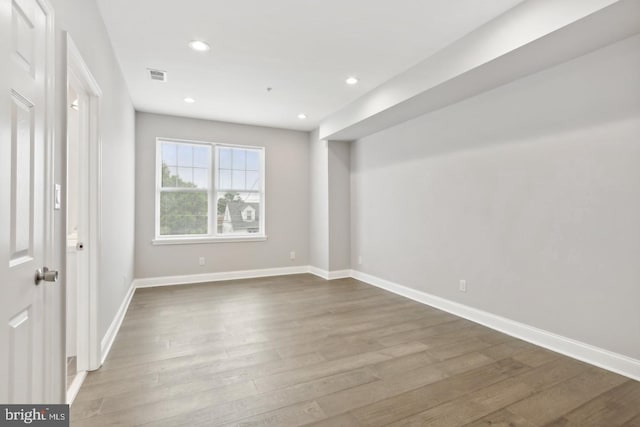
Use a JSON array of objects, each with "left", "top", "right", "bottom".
[{"left": 152, "top": 235, "right": 267, "bottom": 245}]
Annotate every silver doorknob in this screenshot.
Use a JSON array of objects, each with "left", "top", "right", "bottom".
[{"left": 35, "top": 267, "right": 58, "bottom": 285}]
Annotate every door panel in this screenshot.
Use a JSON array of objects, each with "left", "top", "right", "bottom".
[
  {"left": 10, "top": 90, "right": 35, "bottom": 264},
  {"left": 12, "top": 0, "right": 36, "bottom": 76},
  {"left": 8, "top": 308, "right": 32, "bottom": 403},
  {"left": 1, "top": 0, "right": 51, "bottom": 404}
]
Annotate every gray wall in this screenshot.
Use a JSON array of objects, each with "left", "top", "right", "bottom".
[
  {"left": 309, "top": 133, "right": 351, "bottom": 273},
  {"left": 328, "top": 140, "right": 351, "bottom": 271},
  {"left": 50, "top": 0, "right": 136, "bottom": 382},
  {"left": 309, "top": 130, "right": 329, "bottom": 271},
  {"left": 351, "top": 35, "right": 640, "bottom": 360},
  {"left": 135, "top": 112, "right": 310, "bottom": 278}
]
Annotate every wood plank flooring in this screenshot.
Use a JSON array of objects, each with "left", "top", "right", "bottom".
[{"left": 71, "top": 274, "right": 640, "bottom": 426}]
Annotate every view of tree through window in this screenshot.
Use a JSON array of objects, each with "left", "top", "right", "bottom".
[
  {"left": 159, "top": 163, "right": 208, "bottom": 235},
  {"left": 157, "top": 139, "right": 264, "bottom": 239},
  {"left": 159, "top": 142, "right": 210, "bottom": 235}
]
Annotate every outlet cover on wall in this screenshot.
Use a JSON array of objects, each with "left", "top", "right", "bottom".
[
  {"left": 290, "top": 251, "right": 296, "bottom": 260},
  {"left": 358, "top": 255, "right": 363, "bottom": 265},
  {"left": 459, "top": 279, "right": 467, "bottom": 293},
  {"left": 199, "top": 257, "right": 205, "bottom": 266}
]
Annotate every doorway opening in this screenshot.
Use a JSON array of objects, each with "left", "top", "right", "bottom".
[
  {"left": 65, "top": 35, "right": 102, "bottom": 404},
  {"left": 65, "top": 76, "right": 85, "bottom": 396}
]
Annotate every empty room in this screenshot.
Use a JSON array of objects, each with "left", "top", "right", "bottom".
[{"left": 1, "top": 0, "right": 639, "bottom": 425}]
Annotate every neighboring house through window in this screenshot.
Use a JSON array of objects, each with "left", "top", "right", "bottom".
[
  {"left": 223, "top": 202, "right": 259, "bottom": 233},
  {"left": 155, "top": 138, "right": 265, "bottom": 243}
]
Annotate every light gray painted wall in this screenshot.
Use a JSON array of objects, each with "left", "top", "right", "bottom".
[
  {"left": 135, "top": 112, "right": 310, "bottom": 278},
  {"left": 351, "top": 35, "right": 640, "bottom": 359},
  {"left": 328, "top": 141, "right": 351, "bottom": 271},
  {"left": 309, "top": 130, "right": 329, "bottom": 271},
  {"left": 50, "top": 0, "right": 136, "bottom": 373}
]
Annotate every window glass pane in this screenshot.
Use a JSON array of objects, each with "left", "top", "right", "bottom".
[
  {"left": 246, "top": 171, "right": 259, "bottom": 191},
  {"left": 177, "top": 167, "right": 194, "bottom": 188},
  {"left": 219, "top": 169, "right": 231, "bottom": 189},
  {"left": 160, "top": 191, "right": 208, "bottom": 235},
  {"left": 246, "top": 150, "right": 259, "bottom": 171},
  {"left": 162, "top": 166, "right": 177, "bottom": 187},
  {"left": 232, "top": 148, "right": 246, "bottom": 169},
  {"left": 219, "top": 148, "right": 231, "bottom": 169},
  {"left": 193, "top": 168, "right": 208, "bottom": 189},
  {"left": 162, "top": 143, "right": 177, "bottom": 166},
  {"left": 158, "top": 141, "right": 262, "bottom": 239},
  {"left": 231, "top": 170, "right": 245, "bottom": 190},
  {"left": 216, "top": 191, "right": 260, "bottom": 235},
  {"left": 177, "top": 144, "right": 193, "bottom": 167},
  {"left": 193, "top": 146, "right": 210, "bottom": 168}
]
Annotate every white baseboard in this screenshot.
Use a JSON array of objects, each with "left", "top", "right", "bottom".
[
  {"left": 99, "top": 266, "right": 639, "bottom": 382},
  {"left": 308, "top": 266, "right": 327, "bottom": 279},
  {"left": 66, "top": 370, "right": 87, "bottom": 405},
  {"left": 100, "top": 281, "right": 135, "bottom": 365},
  {"left": 134, "top": 265, "right": 309, "bottom": 288},
  {"left": 328, "top": 269, "right": 352, "bottom": 280},
  {"left": 351, "top": 270, "right": 640, "bottom": 382},
  {"left": 308, "top": 266, "right": 351, "bottom": 280}
]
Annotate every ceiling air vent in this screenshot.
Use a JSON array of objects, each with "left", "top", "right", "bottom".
[{"left": 148, "top": 68, "right": 167, "bottom": 82}]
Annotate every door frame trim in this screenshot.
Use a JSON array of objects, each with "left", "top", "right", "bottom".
[
  {"left": 37, "top": 0, "right": 57, "bottom": 404},
  {"left": 65, "top": 34, "right": 102, "bottom": 380}
]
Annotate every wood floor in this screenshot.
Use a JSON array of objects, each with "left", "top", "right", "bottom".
[{"left": 71, "top": 274, "right": 640, "bottom": 426}]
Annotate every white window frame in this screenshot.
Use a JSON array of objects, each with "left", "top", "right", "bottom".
[{"left": 153, "top": 137, "right": 266, "bottom": 244}]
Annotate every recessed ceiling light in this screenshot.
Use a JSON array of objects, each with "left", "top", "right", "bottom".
[
  {"left": 184, "top": 97, "right": 195, "bottom": 103},
  {"left": 188, "top": 40, "right": 211, "bottom": 52},
  {"left": 297, "top": 113, "right": 307, "bottom": 119},
  {"left": 346, "top": 76, "right": 359, "bottom": 85}
]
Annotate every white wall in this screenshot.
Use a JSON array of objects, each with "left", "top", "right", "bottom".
[
  {"left": 351, "top": 35, "right": 640, "bottom": 360},
  {"left": 135, "top": 112, "right": 309, "bottom": 278},
  {"left": 50, "top": 0, "right": 136, "bottom": 381}
]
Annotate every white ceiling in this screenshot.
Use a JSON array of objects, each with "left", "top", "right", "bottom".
[{"left": 96, "top": 0, "right": 524, "bottom": 131}]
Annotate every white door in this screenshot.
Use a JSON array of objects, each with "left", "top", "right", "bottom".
[{"left": 0, "top": 0, "right": 54, "bottom": 403}]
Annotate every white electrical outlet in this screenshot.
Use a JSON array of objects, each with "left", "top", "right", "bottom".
[
  {"left": 358, "top": 255, "right": 363, "bottom": 265},
  {"left": 199, "top": 257, "right": 205, "bottom": 266},
  {"left": 290, "top": 251, "right": 296, "bottom": 260},
  {"left": 459, "top": 279, "right": 467, "bottom": 293}
]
